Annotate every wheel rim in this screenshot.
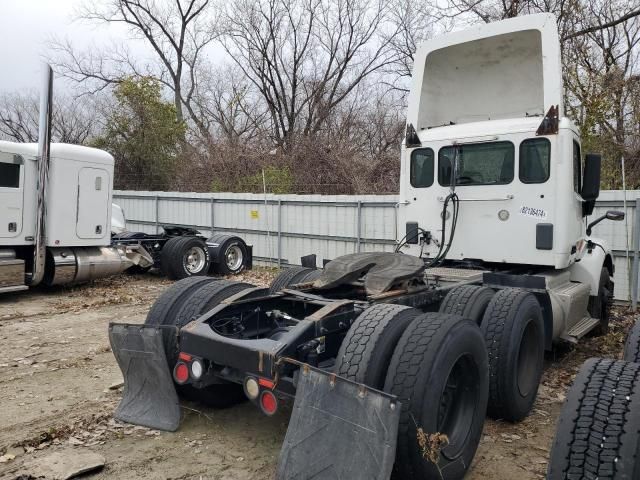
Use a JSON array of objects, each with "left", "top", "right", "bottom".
[
  {"left": 517, "top": 320, "right": 540, "bottom": 397},
  {"left": 225, "top": 245, "right": 243, "bottom": 271},
  {"left": 436, "top": 353, "right": 479, "bottom": 460},
  {"left": 183, "top": 246, "right": 206, "bottom": 273}
]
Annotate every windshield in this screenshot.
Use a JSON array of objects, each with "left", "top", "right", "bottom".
[{"left": 438, "top": 141, "right": 514, "bottom": 186}]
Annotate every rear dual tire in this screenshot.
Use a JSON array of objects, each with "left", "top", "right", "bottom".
[
  {"left": 335, "top": 304, "right": 420, "bottom": 389},
  {"left": 482, "top": 288, "right": 545, "bottom": 422},
  {"left": 439, "top": 284, "right": 494, "bottom": 325},
  {"left": 335, "top": 308, "right": 489, "bottom": 480},
  {"left": 145, "top": 277, "right": 254, "bottom": 408},
  {"left": 269, "top": 267, "right": 321, "bottom": 294},
  {"left": 208, "top": 233, "right": 249, "bottom": 276},
  {"left": 384, "top": 313, "right": 489, "bottom": 480},
  {"left": 442, "top": 285, "right": 544, "bottom": 422},
  {"left": 161, "top": 236, "right": 211, "bottom": 280}
]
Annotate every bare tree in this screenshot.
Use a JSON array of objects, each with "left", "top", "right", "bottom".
[
  {"left": 382, "top": 0, "right": 441, "bottom": 92},
  {"left": 48, "top": 0, "right": 216, "bottom": 137},
  {"left": 0, "top": 91, "right": 98, "bottom": 144},
  {"left": 0, "top": 93, "right": 39, "bottom": 142},
  {"left": 436, "top": 0, "right": 640, "bottom": 36},
  {"left": 190, "top": 65, "right": 268, "bottom": 144},
  {"left": 221, "top": 0, "right": 401, "bottom": 148},
  {"left": 563, "top": 1, "right": 640, "bottom": 186}
]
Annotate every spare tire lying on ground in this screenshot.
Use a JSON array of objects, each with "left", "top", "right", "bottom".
[{"left": 548, "top": 358, "right": 640, "bottom": 479}]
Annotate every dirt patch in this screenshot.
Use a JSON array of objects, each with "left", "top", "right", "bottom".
[{"left": 0, "top": 273, "right": 634, "bottom": 479}]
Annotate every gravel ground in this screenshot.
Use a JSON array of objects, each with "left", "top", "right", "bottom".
[{"left": 0, "top": 271, "right": 634, "bottom": 479}]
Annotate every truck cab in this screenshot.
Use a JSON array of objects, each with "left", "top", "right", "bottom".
[
  {"left": 399, "top": 116, "right": 586, "bottom": 269},
  {"left": 0, "top": 140, "right": 133, "bottom": 292},
  {"left": 397, "top": 13, "right": 620, "bottom": 342},
  {"left": 399, "top": 14, "right": 586, "bottom": 268},
  {"left": 0, "top": 141, "right": 115, "bottom": 250}
]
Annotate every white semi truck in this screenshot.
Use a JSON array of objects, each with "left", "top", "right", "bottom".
[
  {"left": 0, "top": 67, "right": 251, "bottom": 294},
  {"left": 108, "top": 13, "right": 627, "bottom": 480}
]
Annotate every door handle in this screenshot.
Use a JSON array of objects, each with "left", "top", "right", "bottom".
[{"left": 437, "top": 195, "right": 514, "bottom": 202}]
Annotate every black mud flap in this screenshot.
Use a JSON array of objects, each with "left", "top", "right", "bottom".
[
  {"left": 276, "top": 365, "right": 400, "bottom": 480},
  {"left": 108, "top": 323, "right": 181, "bottom": 432}
]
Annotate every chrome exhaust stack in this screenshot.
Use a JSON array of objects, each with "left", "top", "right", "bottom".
[{"left": 29, "top": 64, "right": 54, "bottom": 286}]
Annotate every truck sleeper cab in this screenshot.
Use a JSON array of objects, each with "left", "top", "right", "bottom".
[{"left": 0, "top": 141, "right": 136, "bottom": 292}]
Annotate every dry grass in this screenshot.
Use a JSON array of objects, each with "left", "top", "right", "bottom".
[{"left": 417, "top": 428, "right": 449, "bottom": 464}]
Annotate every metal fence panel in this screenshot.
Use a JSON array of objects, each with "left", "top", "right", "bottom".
[{"left": 113, "top": 190, "right": 640, "bottom": 302}]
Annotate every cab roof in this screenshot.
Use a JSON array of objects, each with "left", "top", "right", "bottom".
[
  {"left": 415, "top": 116, "right": 578, "bottom": 144},
  {"left": 0, "top": 141, "right": 114, "bottom": 166}
]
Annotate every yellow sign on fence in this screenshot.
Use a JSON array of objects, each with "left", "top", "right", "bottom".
[{"left": 250, "top": 210, "right": 259, "bottom": 219}]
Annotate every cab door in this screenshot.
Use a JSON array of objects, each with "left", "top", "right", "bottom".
[
  {"left": 0, "top": 152, "right": 24, "bottom": 238},
  {"left": 76, "top": 167, "right": 110, "bottom": 239}
]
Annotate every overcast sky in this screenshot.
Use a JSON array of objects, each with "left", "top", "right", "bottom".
[{"left": 0, "top": 0, "right": 133, "bottom": 93}]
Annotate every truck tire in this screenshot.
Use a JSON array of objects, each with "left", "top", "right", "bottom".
[
  {"left": 548, "top": 358, "right": 640, "bottom": 480},
  {"left": 384, "top": 313, "right": 489, "bottom": 480},
  {"left": 439, "top": 285, "right": 495, "bottom": 325},
  {"left": 269, "top": 267, "right": 318, "bottom": 294},
  {"left": 145, "top": 277, "right": 219, "bottom": 372},
  {"left": 208, "top": 233, "right": 249, "bottom": 275},
  {"left": 623, "top": 320, "right": 640, "bottom": 363},
  {"left": 174, "top": 280, "right": 257, "bottom": 409},
  {"left": 588, "top": 266, "right": 613, "bottom": 335},
  {"left": 175, "top": 280, "right": 255, "bottom": 327},
  {"left": 146, "top": 276, "right": 219, "bottom": 328},
  {"left": 481, "top": 288, "right": 545, "bottom": 421},
  {"left": 300, "top": 268, "right": 322, "bottom": 283},
  {"left": 161, "top": 236, "right": 211, "bottom": 280},
  {"left": 334, "top": 304, "right": 420, "bottom": 389}
]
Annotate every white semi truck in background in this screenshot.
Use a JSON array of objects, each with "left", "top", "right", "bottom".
[{"left": 0, "top": 67, "right": 251, "bottom": 294}]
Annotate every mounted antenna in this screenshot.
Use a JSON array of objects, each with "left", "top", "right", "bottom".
[{"left": 29, "top": 64, "right": 54, "bottom": 286}]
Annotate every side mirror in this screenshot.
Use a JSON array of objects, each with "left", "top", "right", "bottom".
[
  {"left": 581, "top": 153, "right": 601, "bottom": 216},
  {"left": 606, "top": 210, "right": 625, "bottom": 221},
  {"left": 586, "top": 210, "right": 625, "bottom": 236}
]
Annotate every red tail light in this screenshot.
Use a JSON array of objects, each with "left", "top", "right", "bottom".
[
  {"left": 260, "top": 390, "right": 278, "bottom": 416},
  {"left": 174, "top": 362, "right": 189, "bottom": 384}
]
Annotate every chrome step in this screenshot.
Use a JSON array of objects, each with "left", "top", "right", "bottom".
[
  {"left": 561, "top": 317, "right": 601, "bottom": 343},
  {"left": 0, "top": 285, "right": 28, "bottom": 294}
]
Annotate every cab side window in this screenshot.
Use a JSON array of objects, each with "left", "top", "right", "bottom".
[
  {"left": 519, "top": 138, "right": 550, "bottom": 184},
  {"left": 573, "top": 141, "right": 582, "bottom": 193},
  {"left": 410, "top": 148, "right": 434, "bottom": 188},
  {"left": 519, "top": 138, "right": 551, "bottom": 183},
  {"left": 0, "top": 162, "right": 20, "bottom": 188}
]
